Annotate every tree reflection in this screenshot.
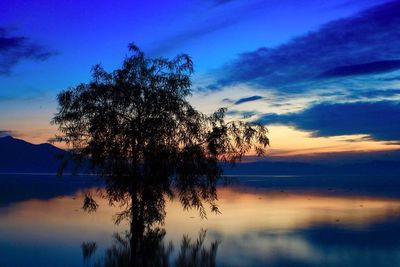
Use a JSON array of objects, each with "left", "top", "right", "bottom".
[
  {"left": 81, "top": 174, "right": 221, "bottom": 267},
  {"left": 83, "top": 228, "right": 219, "bottom": 267}
]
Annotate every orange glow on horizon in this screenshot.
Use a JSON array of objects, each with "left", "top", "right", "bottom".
[{"left": 12, "top": 124, "right": 400, "bottom": 158}]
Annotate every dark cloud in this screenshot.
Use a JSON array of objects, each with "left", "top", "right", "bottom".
[
  {"left": 319, "top": 60, "right": 400, "bottom": 78},
  {"left": 216, "top": 1, "right": 400, "bottom": 91},
  {"left": 0, "top": 28, "right": 55, "bottom": 74},
  {"left": 261, "top": 101, "right": 400, "bottom": 141},
  {"left": 234, "top": 95, "right": 263, "bottom": 105}
]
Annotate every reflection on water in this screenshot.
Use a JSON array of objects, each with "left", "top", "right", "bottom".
[
  {"left": 84, "top": 228, "right": 219, "bottom": 267},
  {"left": 1, "top": 176, "right": 400, "bottom": 266}
]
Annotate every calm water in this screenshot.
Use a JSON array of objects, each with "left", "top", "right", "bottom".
[{"left": 1, "top": 174, "right": 400, "bottom": 266}]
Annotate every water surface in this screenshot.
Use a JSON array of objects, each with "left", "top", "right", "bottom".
[{"left": 1, "top": 174, "right": 399, "bottom": 266}]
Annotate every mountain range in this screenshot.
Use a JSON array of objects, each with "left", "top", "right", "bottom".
[
  {"left": 0, "top": 135, "right": 399, "bottom": 175},
  {"left": 0, "top": 136, "right": 68, "bottom": 173}
]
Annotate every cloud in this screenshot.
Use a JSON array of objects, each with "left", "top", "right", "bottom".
[
  {"left": 234, "top": 95, "right": 263, "bottom": 105},
  {"left": 151, "top": 0, "right": 268, "bottom": 55},
  {"left": 382, "top": 75, "right": 400, "bottom": 81},
  {"left": 261, "top": 101, "right": 400, "bottom": 141},
  {"left": 214, "top": 1, "right": 400, "bottom": 91},
  {"left": 0, "top": 28, "right": 55, "bottom": 74},
  {"left": 349, "top": 88, "right": 400, "bottom": 99},
  {"left": 150, "top": 17, "right": 241, "bottom": 56},
  {"left": 226, "top": 110, "right": 257, "bottom": 118},
  {"left": 319, "top": 60, "right": 400, "bottom": 78}
]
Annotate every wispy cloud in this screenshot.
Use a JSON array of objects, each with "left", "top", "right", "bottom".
[
  {"left": 382, "top": 75, "right": 400, "bottom": 81},
  {"left": 149, "top": 0, "right": 268, "bottom": 55},
  {"left": 0, "top": 27, "right": 56, "bottom": 74},
  {"left": 150, "top": 17, "right": 240, "bottom": 55},
  {"left": 348, "top": 88, "right": 400, "bottom": 99},
  {"left": 226, "top": 110, "right": 257, "bottom": 118}
]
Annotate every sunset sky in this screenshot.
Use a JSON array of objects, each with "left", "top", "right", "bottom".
[{"left": 1, "top": 0, "right": 400, "bottom": 160}]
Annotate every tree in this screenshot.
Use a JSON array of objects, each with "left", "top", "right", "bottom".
[{"left": 52, "top": 43, "right": 268, "bottom": 266}]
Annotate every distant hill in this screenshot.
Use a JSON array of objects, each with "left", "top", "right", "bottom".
[
  {"left": 0, "top": 136, "right": 68, "bottom": 173},
  {"left": 1, "top": 135, "right": 399, "bottom": 175}
]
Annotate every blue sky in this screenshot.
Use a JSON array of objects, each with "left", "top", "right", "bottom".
[{"left": 1, "top": 0, "right": 399, "bottom": 160}]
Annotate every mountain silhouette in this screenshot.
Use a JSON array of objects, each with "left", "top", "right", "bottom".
[
  {"left": 0, "top": 136, "right": 68, "bottom": 173},
  {"left": 1, "top": 135, "right": 399, "bottom": 175}
]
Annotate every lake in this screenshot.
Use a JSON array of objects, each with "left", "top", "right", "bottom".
[{"left": 1, "top": 174, "right": 400, "bottom": 266}]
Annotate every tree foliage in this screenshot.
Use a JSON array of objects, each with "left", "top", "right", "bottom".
[{"left": 52, "top": 43, "right": 269, "bottom": 223}]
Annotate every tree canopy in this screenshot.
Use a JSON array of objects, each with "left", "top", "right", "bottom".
[{"left": 52, "top": 43, "right": 269, "bottom": 223}]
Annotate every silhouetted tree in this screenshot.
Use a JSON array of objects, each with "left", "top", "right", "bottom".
[
  {"left": 52, "top": 43, "right": 268, "bottom": 218},
  {"left": 52, "top": 43, "right": 268, "bottom": 266}
]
